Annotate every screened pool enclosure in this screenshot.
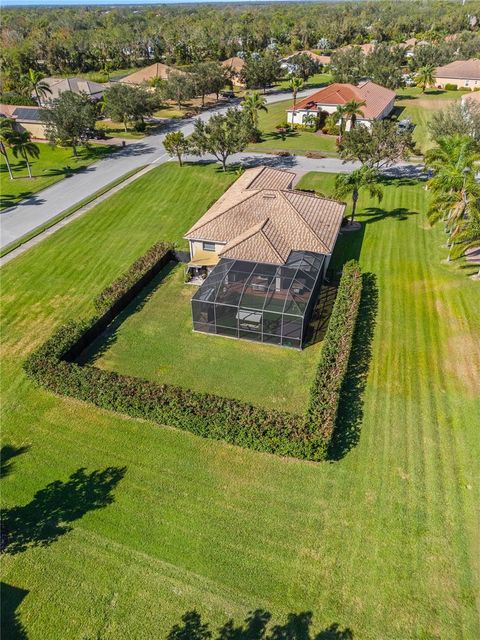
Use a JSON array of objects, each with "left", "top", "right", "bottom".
[{"left": 191, "top": 251, "right": 327, "bottom": 349}]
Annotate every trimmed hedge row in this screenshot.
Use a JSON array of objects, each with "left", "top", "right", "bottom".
[
  {"left": 305, "top": 260, "right": 363, "bottom": 459},
  {"left": 24, "top": 243, "right": 362, "bottom": 461}
]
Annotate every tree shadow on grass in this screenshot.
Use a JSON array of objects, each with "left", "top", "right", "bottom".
[
  {"left": 1, "top": 466, "right": 126, "bottom": 555},
  {"left": 327, "top": 272, "right": 378, "bottom": 461},
  {"left": 0, "top": 582, "right": 29, "bottom": 640},
  {"left": 362, "top": 206, "right": 419, "bottom": 224},
  {"left": 166, "top": 610, "right": 353, "bottom": 640},
  {"left": 0, "top": 444, "right": 30, "bottom": 479}
]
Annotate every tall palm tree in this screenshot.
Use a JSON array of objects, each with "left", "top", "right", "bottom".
[
  {"left": 241, "top": 91, "right": 268, "bottom": 130},
  {"left": 289, "top": 76, "right": 304, "bottom": 113},
  {"left": 334, "top": 166, "right": 383, "bottom": 224},
  {"left": 22, "top": 68, "right": 52, "bottom": 104},
  {"left": 334, "top": 104, "right": 348, "bottom": 138},
  {"left": 0, "top": 118, "right": 16, "bottom": 180},
  {"left": 10, "top": 131, "right": 40, "bottom": 179},
  {"left": 415, "top": 64, "right": 436, "bottom": 93},
  {"left": 343, "top": 99, "right": 366, "bottom": 130},
  {"left": 425, "top": 134, "right": 480, "bottom": 260}
]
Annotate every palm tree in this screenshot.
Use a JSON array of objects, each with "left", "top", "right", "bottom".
[
  {"left": 334, "top": 166, "right": 383, "bottom": 224},
  {"left": 334, "top": 104, "right": 348, "bottom": 138},
  {"left": 343, "top": 99, "right": 366, "bottom": 130},
  {"left": 10, "top": 131, "right": 40, "bottom": 179},
  {"left": 425, "top": 134, "right": 480, "bottom": 260},
  {"left": 0, "top": 118, "right": 16, "bottom": 180},
  {"left": 241, "top": 91, "right": 268, "bottom": 130},
  {"left": 22, "top": 68, "right": 52, "bottom": 104},
  {"left": 415, "top": 64, "right": 436, "bottom": 93},
  {"left": 289, "top": 76, "right": 304, "bottom": 113}
]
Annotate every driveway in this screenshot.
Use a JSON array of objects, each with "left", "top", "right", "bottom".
[{"left": 0, "top": 86, "right": 423, "bottom": 251}]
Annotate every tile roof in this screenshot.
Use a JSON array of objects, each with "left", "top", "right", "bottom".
[
  {"left": 43, "top": 77, "right": 106, "bottom": 100},
  {"left": 288, "top": 81, "right": 395, "bottom": 120},
  {"left": 221, "top": 57, "right": 246, "bottom": 73},
  {"left": 435, "top": 59, "right": 480, "bottom": 80},
  {"left": 119, "top": 63, "right": 186, "bottom": 84},
  {"left": 281, "top": 50, "right": 331, "bottom": 65},
  {"left": 184, "top": 167, "right": 345, "bottom": 264},
  {"left": 12, "top": 107, "right": 44, "bottom": 122}
]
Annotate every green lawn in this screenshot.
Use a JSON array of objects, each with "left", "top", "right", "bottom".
[
  {"left": 1, "top": 163, "right": 479, "bottom": 639},
  {"left": 247, "top": 99, "right": 338, "bottom": 156},
  {"left": 274, "top": 72, "right": 332, "bottom": 92},
  {"left": 394, "top": 87, "right": 467, "bottom": 153},
  {"left": 80, "top": 262, "right": 323, "bottom": 413},
  {"left": 0, "top": 143, "right": 117, "bottom": 210}
]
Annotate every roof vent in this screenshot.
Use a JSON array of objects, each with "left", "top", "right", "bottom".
[{"left": 262, "top": 193, "right": 277, "bottom": 199}]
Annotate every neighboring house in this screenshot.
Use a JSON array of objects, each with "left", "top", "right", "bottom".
[
  {"left": 119, "top": 62, "right": 186, "bottom": 85},
  {"left": 0, "top": 104, "right": 47, "bottom": 139},
  {"left": 41, "top": 77, "right": 106, "bottom": 103},
  {"left": 435, "top": 59, "right": 480, "bottom": 90},
  {"left": 286, "top": 80, "right": 396, "bottom": 128},
  {"left": 280, "top": 50, "right": 331, "bottom": 73},
  {"left": 184, "top": 166, "right": 345, "bottom": 349},
  {"left": 221, "top": 57, "right": 245, "bottom": 86},
  {"left": 340, "top": 42, "right": 376, "bottom": 55}
]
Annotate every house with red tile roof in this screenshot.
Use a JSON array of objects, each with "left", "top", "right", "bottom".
[{"left": 286, "top": 81, "right": 396, "bottom": 129}]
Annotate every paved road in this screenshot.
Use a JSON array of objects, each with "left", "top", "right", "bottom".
[{"left": 0, "top": 87, "right": 424, "bottom": 250}]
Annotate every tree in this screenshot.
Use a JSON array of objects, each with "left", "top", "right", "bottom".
[
  {"left": 428, "top": 100, "right": 480, "bottom": 148},
  {"left": 286, "top": 53, "right": 319, "bottom": 81},
  {"left": 415, "top": 64, "right": 436, "bottom": 92},
  {"left": 425, "top": 134, "right": 480, "bottom": 261},
  {"left": 338, "top": 119, "right": 415, "bottom": 168},
  {"left": 241, "top": 52, "right": 281, "bottom": 93},
  {"left": 190, "top": 108, "right": 249, "bottom": 171},
  {"left": 241, "top": 90, "right": 268, "bottom": 137},
  {"left": 330, "top": 47, "right": 364, "bottom": 84},
  {"left": 191, "top": 62, "right": 226, "bottom": 105},
  {"left": 42, "top": 91, "right": 97, "bottom": 156},
  {"left": 288, "top": 76, "right": 303, "bottom": 113},
  {"left": 335, "top": 166, "right": 383, "bottom": 224},
  {"left": 334, "top": 105, "right": 348, "bottom": 138},
  {"left": 9, "top": 130, "right": 40, "bottom": 178},
  {"left": 102, "top": 84, "right": 154, "bottom": 132},
  {"left": 159, "top": 71, "right": 196, "bottom": 110},
  {"left": 0, "top": 117, "right": 16, "bottom": 180},
  {"left": 21, "top": 68, "right": 52, "bottom": 104},
  {"left": 343, "top": 99, "right": 366, "bottom": 130},
  {"left": 163, "top": 131, "right": 190, "bottom": 166},
  {"left": 363, "top": 44, "right": 404, "bottom": 89}
]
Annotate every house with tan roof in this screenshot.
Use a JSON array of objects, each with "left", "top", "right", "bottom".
[
  {"left": 280, "top": 50, "right": 331, "bottom": 73},
  {"left": 435, "top": 59, "right": 480, "bottom": 90},
  {"left": 221, "top": 57, "right": 245, "bottom": 86},
  {"left": 0, "top": 104, "right": 47, "bottom": 139},
  {"left": 119, "top": 62, "right": 186, "bottom": 85},
  {"left": 41, "top": 77, "right": 106, "bottom": 104},
  {"left": 185, "top": 166, "right": 346, "bottom": 348},
  {"left": 287, "top": 80, "right": 395, "bottom": 128}
]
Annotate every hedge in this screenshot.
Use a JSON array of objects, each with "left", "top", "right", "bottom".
[{"left": 24, "top": 241, "right": 362, "bottom": 461}]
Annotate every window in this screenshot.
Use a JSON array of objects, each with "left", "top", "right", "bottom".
[{"left": 203, "top": 242, "right": 216, "bottom": 252}]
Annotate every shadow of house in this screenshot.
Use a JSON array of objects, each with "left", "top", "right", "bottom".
[
  {"left": 1, "top": 582, "right": 29, "bottom": 640},
  {"left": 166, "top": 609, "right": 353, "bottom": 640},
  {"left": 0, "top": 445, "right": 30, "bottom": 480},
  {"left": 2, "top": 466, "right": 126, "bottom": 555},
  {"left": 328, "top": 273, "right": 378, "bottom": 461}
]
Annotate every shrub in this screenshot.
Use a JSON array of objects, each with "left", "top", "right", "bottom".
[
  {"left": 0, "top": 93, "right": 37, "bottom": 106},
  {"left": 304, "top": 260, "right": 363, "bottom": 459},
  {"left": 444, "top": 83, "right": 458, "bottom": 91},
  {"left": 24, "top": 241, "right": 362, "bottom": 461}
]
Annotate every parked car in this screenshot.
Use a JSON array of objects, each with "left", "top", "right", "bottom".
[
  {"left": 221, "top": 91, "right": 235, "bottom": 99},
  {"left": 398, "top": 118, "right": 414, "bottom": 132}
]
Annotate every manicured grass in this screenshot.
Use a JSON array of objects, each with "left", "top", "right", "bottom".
[
  {"left": 1, "top": 163, "right": 479, "bottom": 639},
  {"left": 394, "top": 87, "right": 467, "bottom": 153},
  {"left": 81, "top": 262, "right": 322, "bottom": 413},
  {"left": 247, "top": 99, "right": 338, "bottom": 156},
  {"left": 274, "top": 72, "right": 332, "bottom": 91},
  {"left": 0, "top": 143, "right": 117, "bottom": 210}
]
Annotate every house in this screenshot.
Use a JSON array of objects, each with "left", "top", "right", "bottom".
[
  {"left": 41, "top": 77, "right": 106, "bottom": 103},
  {"left": 221, "top": 57, "right": 245, "bottom": 86},
  {"left": 0, "top": 104, "right": 47, "bottom": 139},
  {"left": 280, "top": 50, "right": 331, "bottom": 73},
  {"left": 286, "top": 81, "right": 396, "bottom": 128},
  {"left": 119, "top": 62, "right": 186, "bottom": 85},
  {"left": 435, "top": 59, "right": 480, "bottom": 90},
  {"left": 340, "top": 43, "right": 376, "bottom": 56},
  {"left": 184, "top": 166, "right": 346, "bottom": 349}
]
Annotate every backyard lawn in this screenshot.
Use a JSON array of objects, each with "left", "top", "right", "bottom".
[
  {"left": 247, "top": 99, "right": 338, "bottom": 156},
  {"left": 0, "top": 142, "right": 116, "bottom": 209},
  {"left": 394, "top": 87, "right": 467, "bottom": 153},
  {"left": 1, "top": 162, "right": 479, "bottom": 639}
]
